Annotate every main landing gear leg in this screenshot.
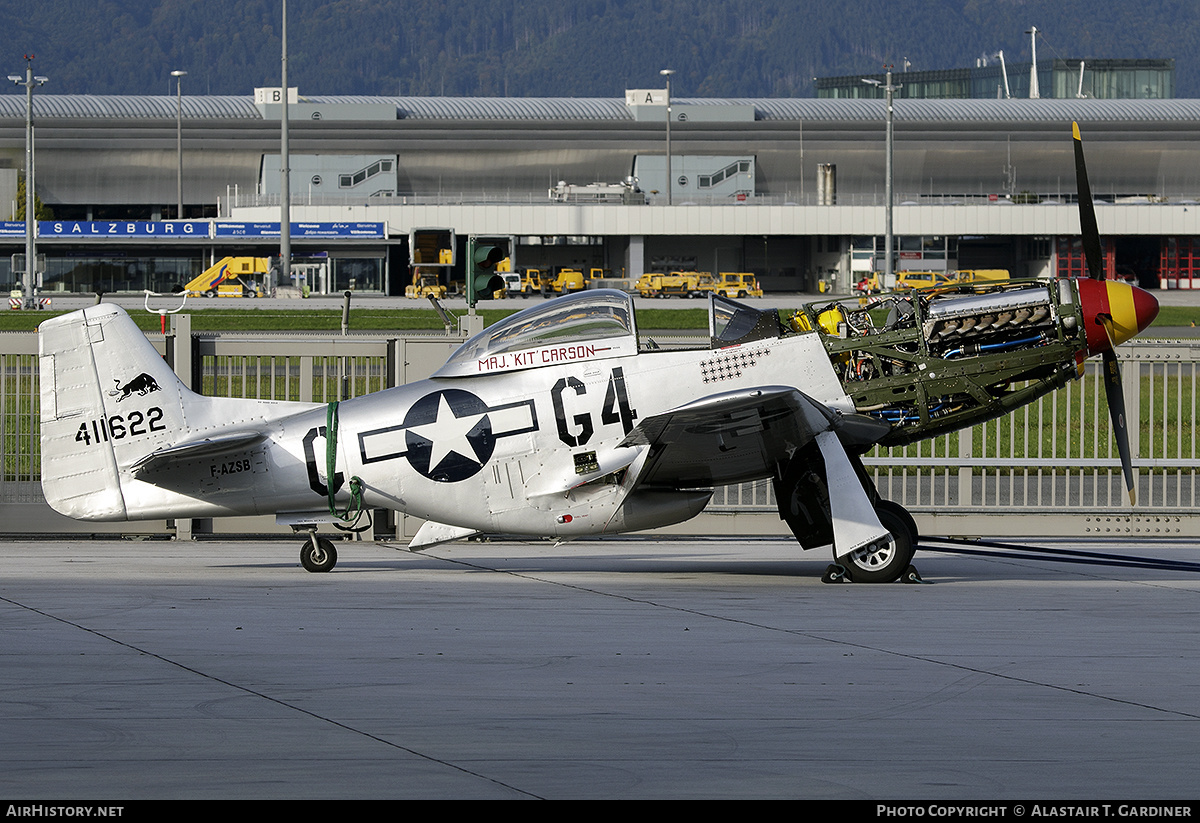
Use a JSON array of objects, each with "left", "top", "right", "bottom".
[
  {"left": 777, "top": 445, "right": 923, "bottom": 584},
  {"left": 299, "top": 531, "right": 338, "bottom": 573}
]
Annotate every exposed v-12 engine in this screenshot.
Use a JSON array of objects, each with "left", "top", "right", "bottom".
[{"left": 790, "top": 275, "right": 1156, "bottom": 447}]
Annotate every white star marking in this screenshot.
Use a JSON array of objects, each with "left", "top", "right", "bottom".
[{"left": 405, "top": 394, "right": 489, "bottom": 472}]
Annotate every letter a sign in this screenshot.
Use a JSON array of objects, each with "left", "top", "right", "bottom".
[{"left": 625, "top": 89, "right": 667, "bottom": 106}]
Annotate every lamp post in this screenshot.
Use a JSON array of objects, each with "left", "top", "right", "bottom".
[
  {"left": 863, "top": 67, "right": 898, "bottom": 287},
  {"left": 660, "top": 69, "right": 674, "bottom": 205},
  {"left": 171, "top": 70, "right": 187, "bottom": 219},
  {"left": 280, "top": 0, "right": 291, "bottom": 290},
  {"left": 1026, "top": 27, "right": 1040, "bottom": 99},
  {"left": 8, "top": 55, "right": 48, "bottom": 309}
]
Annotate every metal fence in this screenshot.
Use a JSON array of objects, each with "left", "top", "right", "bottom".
[{"left": 2, "top": 322, "right": 1196, "bottom": 539}]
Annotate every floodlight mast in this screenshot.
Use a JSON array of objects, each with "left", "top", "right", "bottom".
[
  {"left": 660, "top": 69, "right": 675, "bottom": 206},
  {"left": 8, "top": 55, "right": 48, "bottom": 309},
  {"left": 171, "top": 70, "right": 187, "bottom": 219},
  {"left": 862, "top": 66, "right": 899, "bottom": 287}
]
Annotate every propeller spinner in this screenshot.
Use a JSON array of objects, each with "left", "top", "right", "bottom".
[{"left": 1072, "top": 122, "right": 1160, "bottom": 505}]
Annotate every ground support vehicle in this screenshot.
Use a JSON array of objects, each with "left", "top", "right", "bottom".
[
  {"left": 703, "top": 272, "right": 762, "bottom": 298},
  {"left": 405, "top": 269, "right": 447, "bottom": 299},
  {"left": 542, "top": 268, "right": 587, "bottom": 296},
  {"left": 183, "top": 257, "right": 269, "bottom": 298},
  {"left": 507, "top": 269, "right": 542, "bottom": 297},
  {"left": 635, "top": 271, "right": 711, "bottom": 298}
]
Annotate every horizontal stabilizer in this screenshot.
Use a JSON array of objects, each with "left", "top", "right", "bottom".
[{"left": 129, "top": 430, "right": 268, "bottom": 477}]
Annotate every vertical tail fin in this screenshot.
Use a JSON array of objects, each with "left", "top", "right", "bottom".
[{"left": 39, "top": 304, "right": 188, "bottom": 520}]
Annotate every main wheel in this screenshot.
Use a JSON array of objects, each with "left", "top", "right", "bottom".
[
  {"left": 878, "top": 499, "right": 918, "bottom": 545},
  {"left": 301, "top": 536, "right": 337, "bottom": 573},
  {"left": 839, "top": 503, "right": 916, "bottom": 583}
]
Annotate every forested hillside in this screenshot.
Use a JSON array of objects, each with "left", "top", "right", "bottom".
[{"left": 1, "top": 0, "right": 1197, "bottom": 99}]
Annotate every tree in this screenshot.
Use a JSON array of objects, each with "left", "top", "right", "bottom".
[{"left": 14, "top": 175, "right": 53, "bottom": 221}]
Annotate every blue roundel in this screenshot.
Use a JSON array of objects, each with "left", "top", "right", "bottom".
[{"left": 402, "top": 389, "right": 496, "bottom": 482}]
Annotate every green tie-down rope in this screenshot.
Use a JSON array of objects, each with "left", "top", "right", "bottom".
[{"left": 325, "top": 401, "right": 370, "bottom": 533}]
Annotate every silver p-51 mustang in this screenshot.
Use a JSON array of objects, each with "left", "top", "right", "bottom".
[{"left": 37, "top": 125, "right": 1159, "bottom": 581}]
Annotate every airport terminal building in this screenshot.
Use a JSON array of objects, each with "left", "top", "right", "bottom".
[{"left": 4, "top": 90, "right": 1200, "bottom": 296}]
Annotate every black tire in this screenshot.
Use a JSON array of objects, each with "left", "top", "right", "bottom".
[
  {"left": 301, "top": 536, "right": 337, "bottom": 573},
  {"left": 878, "top": 499, "right": 919, "bottom": 545},
  {"left": 839, "top": 503, "right": 916, "bottom": 583}
]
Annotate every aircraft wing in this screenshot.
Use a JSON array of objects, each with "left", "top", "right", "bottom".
[
  {"left": 618, "top": 385, "right": 890, "bottom": 490},
  {"left": 618, "top": 386, "right": 894, "bottom": 562}
]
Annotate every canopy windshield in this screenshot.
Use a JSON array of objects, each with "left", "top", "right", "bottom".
[{"left": 436, "top": 289, "right": 639, "bottom": 377}]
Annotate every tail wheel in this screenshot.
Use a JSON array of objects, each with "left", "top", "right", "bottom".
[
  {"left": 301, "top": 536, "right": 337, "bottom": 573},
  {"left": 839, "top": 502, "right": 916, "bottom": 583}
]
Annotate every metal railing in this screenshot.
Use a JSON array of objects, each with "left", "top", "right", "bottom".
[{"left": 2, "top": 325, "right": 1196, "bottom": 538}]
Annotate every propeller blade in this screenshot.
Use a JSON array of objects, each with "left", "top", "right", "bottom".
[
  {"left": 1072, "top": 122, "right": 1104, "bottom": 280},
  {"left": 1099, "top": 320, "right": 1136, "bottom": 505},
  {"left": 1076, "top": 122, "right": 1136, "bottom": 505}
]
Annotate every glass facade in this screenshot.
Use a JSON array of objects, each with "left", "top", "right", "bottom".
[
  {"left": 1160, "top": 238, "right": 1200, "bottom": 288},
  {"left": 38, "top": 254, "right": 203, "bottom": 295},
  {"left": 1056, "top": 237, "right": 1115, "bottom": 279},
  {"left": 1053, "top": 59, "right": 1174, "bottom": 100},
  {"left": 850, "top": 236, "right": 952, "bottom": 271},
  {"left": 818, "top": 59, "right": 1174, "bottom": 100},
  {"left": 332, "top": 257, "right": 385, "bottom": 293},
  {"left": 0, "top": 249, "right": 389, "bottom": 296}
]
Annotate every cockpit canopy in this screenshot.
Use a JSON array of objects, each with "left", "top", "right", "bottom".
[
  {"left": 436, "top": 289, "right": 640, "bottom": 377},
  {"left": 436, "top": 289, "right": 787, "bottom": 377}
]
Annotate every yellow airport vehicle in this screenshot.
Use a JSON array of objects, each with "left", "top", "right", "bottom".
[
  {"left": 703, "top": 272, "right": 763, "bottom": 298},
  {"left": 405, "top": 268, "right": 448, "bottom": 299},
  {"left": 635, "top": 271, "right": 710, "bottom": 298},
  {"left": 543, "top": 268, "right": 587, "bottom": 295},
  {"left": 958, "top": 269, "right": 1010, "bottom": 284},
  {"left": 895, "top": 269, "right": 1011, "bottom": 292},
  {"left": 183, "top": 257, "right": 269, "bottom": 298},
  {"left": 505, "top": 268, "right": 543, "bottom": 297},
  {"left": 894, "top": 270, "right": 959, "bottom": 291}
]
